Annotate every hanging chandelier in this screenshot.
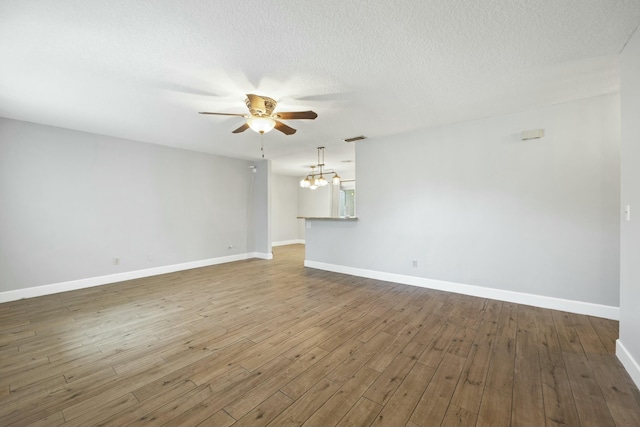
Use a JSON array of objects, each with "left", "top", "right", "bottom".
[{"left": 300, "top": 147, "right": 341, "bottom": 190}]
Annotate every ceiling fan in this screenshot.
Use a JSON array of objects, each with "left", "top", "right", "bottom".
[{"left": 199, "top": 94, "right": 318, "bottom": 135}]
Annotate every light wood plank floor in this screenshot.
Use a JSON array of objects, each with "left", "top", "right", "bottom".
[{"left": 1, "top": 244, "right": 640, "bottom": 426}]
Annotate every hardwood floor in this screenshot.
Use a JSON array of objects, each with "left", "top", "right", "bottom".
[{"left": 1, "top": 244, "right": 639, "bottom": 426}]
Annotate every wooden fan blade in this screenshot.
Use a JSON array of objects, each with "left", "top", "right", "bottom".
[
  {"left": 199, "top": 112, "right": 246, "bottom": 117},
  {"left": 274, "top": 111, "right": 318, "bottom": 120},
  {"left": 274, "top": 120, "right": 297, "bottom": 135},
  {"left": 232, "top": 123, "right": 250, "bottom": 133}
]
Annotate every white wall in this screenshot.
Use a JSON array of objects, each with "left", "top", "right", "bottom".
[
  {"left": 298, "top": 181, "right": 332, "bottom": 218},
  {"left": 618, "top": 27, "right": 640, "bottom": 387},
  {"left": 271, "top": 173, "right": 302, "bottom": 245},
  {"left": 306, "top": 94, "right": 620, "bottom": 315},
  {"left": 297, "top": 181, "right": 335, "bottom": 241},
  {"left": 0, "top": 117, "right": 259, "bottom": 294},
  {"left": 250, "top": 159, "right": 272, "bottom": 258}
]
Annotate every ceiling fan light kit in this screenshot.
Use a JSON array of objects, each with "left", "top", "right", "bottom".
[
  {"left": 300, "top": 147, "right": 341, "bottom": 190},
  {"left": 247, "top": 116, "right": 276, "bottom": 134}
]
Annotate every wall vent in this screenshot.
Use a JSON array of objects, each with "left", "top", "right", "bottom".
[
  {"left": 343, "top": 135, "right": 367, "bottom": 143},
  {"left": 521, "top": 129, "right": 545, "bottom": 140}
]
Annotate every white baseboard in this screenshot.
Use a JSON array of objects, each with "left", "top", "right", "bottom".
[
  {"left": 616, "top": 340, "right": 640, "bottom": 388},
  {"left": 272, "top": 239, "right": 305, "bottom": 247},
  {"left": 0, "top": 252, "right": 264, "bottom": 304},
  {"left": 304, "top": 260, "right": 619, "bottom": 320},
  {"left": 254, "top": 252, "right": 274, "bottom": 260}
]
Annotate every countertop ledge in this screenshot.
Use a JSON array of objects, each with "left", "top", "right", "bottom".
[{"left": 297, "top": 217, "right": 358, "bottom": 220}]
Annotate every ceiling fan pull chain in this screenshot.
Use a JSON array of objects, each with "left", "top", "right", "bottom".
[{"left": 261, "top": 134, "right": 265, "bottom": 159}]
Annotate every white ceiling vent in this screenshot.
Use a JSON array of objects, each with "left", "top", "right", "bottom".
[{"left": 521, "top": 129, "right": 545, "bottom": 140}]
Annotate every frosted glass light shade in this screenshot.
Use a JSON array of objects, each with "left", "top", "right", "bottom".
[
  {"left": 248, "top": 117, "right": 276, "bottom": 134},
  {"left": 300, "top": 176, "right": 312, "bottom": 188}
]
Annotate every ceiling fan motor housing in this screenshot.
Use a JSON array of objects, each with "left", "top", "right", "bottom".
[{"left": 246, "top": 95, "right": 277, "bottom": 117}]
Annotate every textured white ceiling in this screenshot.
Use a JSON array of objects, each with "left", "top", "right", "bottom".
[{"left": 1, "top": 0, "right": 639, "bottom": 177}]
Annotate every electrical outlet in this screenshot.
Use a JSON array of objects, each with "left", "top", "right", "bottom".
[
  {"left": 146, "top": 254, "right": 153, "bottom": 261},
  {"left": 412, "top": 260, "right": 418, "bottom": 268},
  {"left": 113, "top": 258, "right": 120, "bottom": 265}
]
